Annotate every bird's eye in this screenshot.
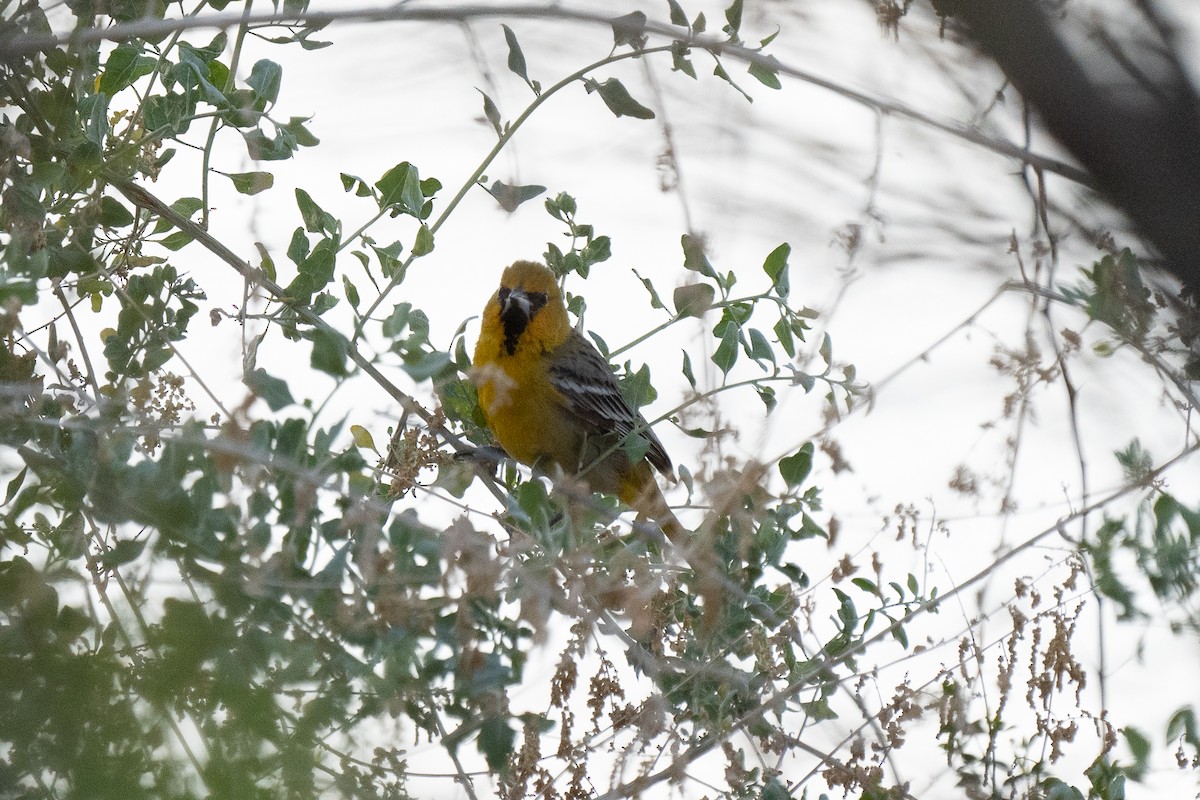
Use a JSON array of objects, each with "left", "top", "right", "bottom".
[{"left": 497, "top": 288, "right": 510, "bottom": 304}]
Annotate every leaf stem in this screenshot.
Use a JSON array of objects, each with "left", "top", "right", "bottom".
[{"left": 352, "top": 44, "right": 675, "bottom": 339}]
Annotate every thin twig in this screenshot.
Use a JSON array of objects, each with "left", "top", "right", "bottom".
[{"left": 4, "top": 4, "right": 1094, "bottom": 188}]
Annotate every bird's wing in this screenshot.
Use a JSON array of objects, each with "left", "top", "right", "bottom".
[{"left": 547, "top": 329, "right": 672, "bottom": 474}]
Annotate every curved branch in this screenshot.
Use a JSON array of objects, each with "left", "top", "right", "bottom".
[
  {"left": 953, "top": 0, "right": 1200, "bottom": 291},
  {"left": 4, "top": 4, "right": 1092, "bottom": 187}
]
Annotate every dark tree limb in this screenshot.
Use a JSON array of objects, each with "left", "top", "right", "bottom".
[{"left": 954, "top": 0, "right": 1200, "bottom": 292}]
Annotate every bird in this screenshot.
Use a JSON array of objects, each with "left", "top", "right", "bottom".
[{"left": 471, "top": 259, "right": 684, "bottom": 541}]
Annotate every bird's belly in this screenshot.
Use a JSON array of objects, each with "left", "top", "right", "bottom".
[{"left": 477, "top": 363, "right": 573, "bottom": 467}]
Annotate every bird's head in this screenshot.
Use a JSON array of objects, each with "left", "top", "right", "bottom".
[{"left": 493, "top": 260, "right": 567, "bottom": 354}]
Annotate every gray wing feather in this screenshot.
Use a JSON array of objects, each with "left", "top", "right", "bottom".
[{"left": 547, "top": 330, "right": 672, "bottom": 474}]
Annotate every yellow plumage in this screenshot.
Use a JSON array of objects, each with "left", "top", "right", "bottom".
[{"left": 472, "top": 260, "right": 682, "bottom": 540}]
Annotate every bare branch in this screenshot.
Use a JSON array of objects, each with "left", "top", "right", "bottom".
[{"left": 2, "top": 4, "right": 1092, "bottom": 187}]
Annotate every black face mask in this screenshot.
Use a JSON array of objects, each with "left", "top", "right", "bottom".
[{"left": 498, "top": 287, "right": 548, "bottom": 354}]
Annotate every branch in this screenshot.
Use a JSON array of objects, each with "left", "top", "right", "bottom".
[
  {"left": 111, "top": 180, "right": 490, "bottom": 469},
  {"left": 3, "top": 4, "right": 1092, "bottom": 187},
  {"left": 953, "top": 0, "right": 1200, "bottom": 292},
  {"left": 594, "top": 437, "right": 1200, "bottom": 800}
]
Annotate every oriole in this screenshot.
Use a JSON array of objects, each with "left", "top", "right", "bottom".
[{"left": 471, "top": 260, "right": 684, "bottom": 541}]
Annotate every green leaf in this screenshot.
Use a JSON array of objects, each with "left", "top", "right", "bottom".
[
  {"left": 762, "top": 242, "right": 790, "bottom": 294},
  {"left": 756, "top": 384, "right": 776, "bottom": 411},
  {"left": 891, "top": 621, "right": 909, "bottom": 649},
  {"left": 818, "top": 332, "right": 832, "bottom": 365},
  {"left": 671, "top": 42, "right": 698, "bottom": 79},
  {"left": 98, "top": 196, "right": 135, "bottom": 228},
  {"left": 227, "top": 171, "right": 273, "bottom": 195},
  {"left": 724, "top": 0, "right": 744, "bottom": 34},
  {"left": 371, "top": 240, "right": 405, "bottom": 279},
  {"left": 760, "top": 779, "right": 789, "bottom": 800},
  {"left": 207, "top": 59, "right": 230, "bottom": 93},
  {"left": 420, "top": 176, "right": 442, "bottom": 201},
  {"left": 243, "top": 127, "right": 291, "bottom": 161},
  {"left": 310, "top": 328, "right": 348, "bottom": 376},
  {"left": 55, "top": 605, "right": 90, "bottom": 641},
  {"left": 350, "top": 425, "right": 376, "bottom": 451},
  {"left": 681, "top": 234, "right": 717, "bottom": 278},
  {"left": 340, "top": 173, "right": 373, "bottom": 197},
  {"left": 544, "top": 191, "right": 576, "bottom": 221},
  {"left": 220, "top": 89, "right": 259, "bottom": 128},
  {"left": 588, "top": 331, "right": 609, "bottom": 359},
  {"left": 747, "top": 328, "right": 774, "bottom": 365},
  {"left": 713, "top": 62, "right": 753, "bottom": 102},
  {"left": 401, "top": 350, "right": 452, "bottom": 382},
  {"left": 779, "top": 442, "right": 813, "bottom": 487},
  {"left": 571, "top": 238, "right": 606, "bottom": 272},
  {"left": 382, "top": 302, "right": 414, "bottom": 338},
  {"left": 851, "top": 577, "right": 878, "bottom": 594},
  {"left": 501, "top": 24, "right": 531, "bottom": 86},
  {"left": 286, "top": 226, "right": 309, "bottom": 266},
  {"left": 1167, "top": 707, "right": 1200, "bottom": 750},
  {"left": 98, "top": 42, "right": 157, "bottom": 96},
  {"left": 143, "top": 91, "right": 196, "bottom": 135},
  {"left": 800, "top": 697, "right": 838, "bottom": 721},
  {"left": 376, "top": 162, "right": 424, "bottom": 217},
  {"left": 1115, "top": 438, "right": 1153, "bottom": 484},
  {"left": 611, "top": 10, "right": 648, "bottom": 48},
  {"left": 792, "top": 370, "right": 815, "bottom": 392},
  {"left": 667, "top": 0, "right": 688, "bottom": 26},
  {"left": 773, "top": 317, "right": 795, "bottom": 358},
  {"left": 101, "top": 538, "right": 146, "bottom": 567},
  {"left": 310, "top": 292, "right": 338, "bottom": 316},
  {"left": 1041, "top": 779, "right": 1085, "bottom": 800},
  {"left": 749, "top": 55, "right": 783, "bottom": 90},
  {"left": 247, "top": 59, "right": 282, "bottom": 105},
  {"left": 189, "top": 30, "right": 227, "bottom": 61},
  {"left": 282, "top": 116, "right": 319, "bottom": 146},
  {"left": 486, "top": 180, "right": 546, "bottom": 212},
  {"left": 584, "top": 78, "right": 655, "bottom": 120},
  {"left": 619, "top": 362, "right": 657, "bottom": 408},
  {"left": 478, "top": 89, "right": 502, "bottom": 136},
  {"left": 478, "top": 715, "right": 515, "bottom": 770},
  {"left": 833, "top": 587, "right": 857, "bottom": 630},
  {"left": 245, "top": 367, "right": 295, "bottom": 411},
  {"left": 299, "top": 239, "right": 336, "bottom": 288},
  {"left": 78, "top": 95, "right": 109, "bottom": 146},
  {"left": 165, "top": 196, "right": 203, "bottom": 222},
  {"left": 673, "top": 283, "right": 714, "bottom": 318},
  {"left": 631, "top": 269, "right": 666, "bottom": 310},
  {"left": 681, "top": 350, "right": 697, "bottom": 389},
  {"left": 712, "top": 322, "right": 739, "bottom": 376},
  {"left": 1121, "top": 727, "right": 1150, "bottom": 781},
  {"left": 413, "top": 224, "right": 435, "bottom": 257},
  {"left": 160, "top": 231, "right": 194, "bottom": 251},
  {"left": 342, "top": 275, "right": 360, "bottom": 308},
  {"left": 4, "top": 467, "right": 27, "bottom": 505},
  {"left": 295, "top": 189, "right": 338, "bottom": 235},
  {"left": 175, "top": 43, "right": 228, "bottom": 104}
]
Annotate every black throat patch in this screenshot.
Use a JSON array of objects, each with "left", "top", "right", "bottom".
[{"left": 499, "top": 289, "right": 548, "bottom": 355}]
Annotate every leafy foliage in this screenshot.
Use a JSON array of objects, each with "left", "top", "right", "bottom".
[{"left": 0, "top": 2, "right": 1197, "bottom": 799}]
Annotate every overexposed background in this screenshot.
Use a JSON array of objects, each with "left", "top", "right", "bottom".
[{"left": 46, "top": 0, "right": 1200, "bottom": 796}]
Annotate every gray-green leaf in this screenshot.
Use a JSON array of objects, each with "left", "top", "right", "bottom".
[{"left": 585, "top": 78, "right": 655, "bottom": 120}]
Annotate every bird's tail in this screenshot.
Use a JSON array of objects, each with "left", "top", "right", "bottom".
[
  {"left": 621, "top": 470, "right": 723, "bottom": 628},
  {"left": 621, "top": 469, "right": 685, "bottom": 543}
]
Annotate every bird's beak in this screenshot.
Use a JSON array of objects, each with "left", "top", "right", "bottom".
[
  {"left": 501, "top": 288, "right": 534, "bottom": 322},
  {"left": 499, "top": 286, "right": 547, "bottom": 327}
]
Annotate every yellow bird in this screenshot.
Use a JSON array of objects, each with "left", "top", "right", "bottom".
[{"left": 471, "top": 260, "right": 683, "bottom": 540}]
